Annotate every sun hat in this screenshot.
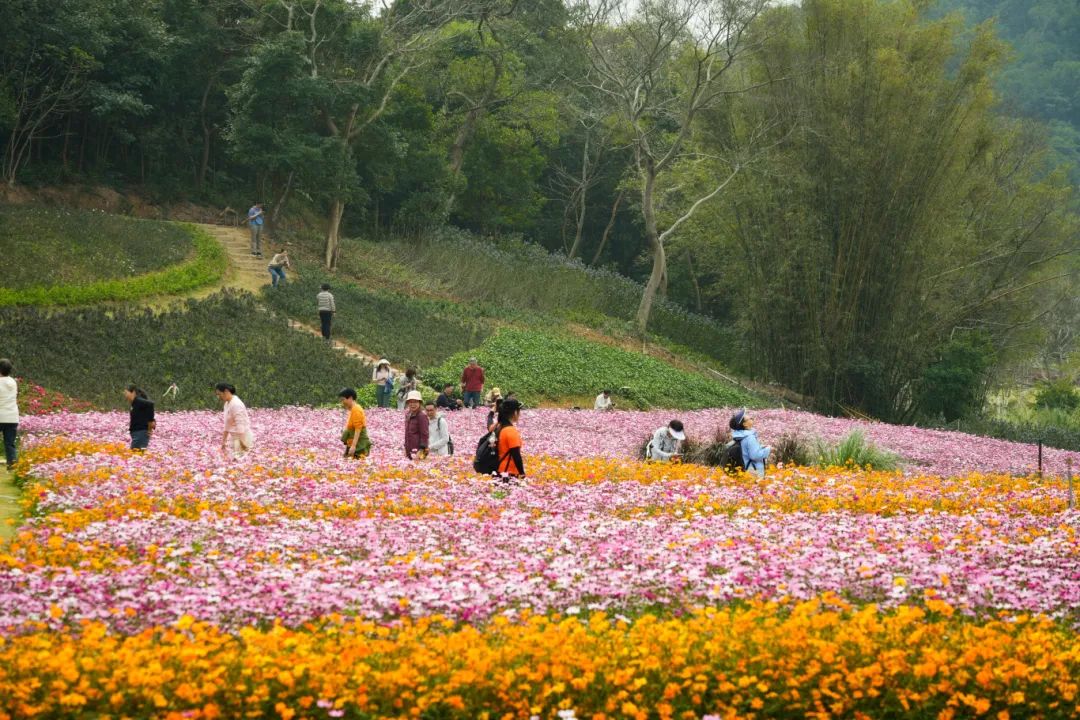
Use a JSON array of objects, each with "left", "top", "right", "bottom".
[
  {"left": 487, "top": 387, "right": 503, "bottom": 402},
  {"left": 469, "top": 356, "right": 478, "bottom": 362},
  {"left": 668, "top": 419, "right": 686, "bottom": 441},
  {"left": 405, "top": 390, "right": 423, "bottom": 403},
  {"left": 377, "top": 358, "right": 390, "bottom": 367}
]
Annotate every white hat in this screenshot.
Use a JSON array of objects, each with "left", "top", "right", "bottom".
[
  {"left": 378, "top": 358, "right": 390, "bottom": 367},
  {"left": 405, "top": 390, "right": 423, "bottom": 403},
  {"left": 668, "top": 427, "right": 686, "bottom": 441}
]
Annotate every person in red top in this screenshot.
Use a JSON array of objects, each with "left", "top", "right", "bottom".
[
  {"left": 460, "top": 356, "right": 485, "bottom": 409},
  {"left": 496, "top": 398, "right": 524, "bottom": 477}
]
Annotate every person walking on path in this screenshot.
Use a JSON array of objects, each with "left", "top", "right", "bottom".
[
  {"left": 396, "top": 368, "right": 419, "bottom": 410},
  {"left": 426, "top": 402, "right": 452, "bottom": 456},
  {"left": 247, "top": 202, "right": 265, "bottom": 257},
  {"left": 215, "top": 383, "right": 254, "bottom": 459},
  {"left": 372, "top": 359, "right": 394, "bottom": 408},
  {"left": 646, "top": 419, "right": 685, "bottom": 462},
  {"left": 0, "top": 359, "right": 19, "bottom": 468},
  {"left": 338, "top": 388, "right": 371, "bottom": 459},
  {"left": 436, "top": 383, "right": 463, "bottom": 411},
  {"left": 317, "top": 284, "right": 336, "bottom": 342},
  {"left": 267, "top": 246, "right": 291, "bottom": 288},
  {"left": 594, "top": 389, "right": 614, "bottom": 411},
  {"left": 496, "top": 398, "right": 525, "bottom": 478},
  {"left": 460, "top": 357, "right": 485, "bottom": 409},
  {"left": 125, "top": 385, "right": 155, "bottom": 451},
  {"left": 730, "top": 408, "right": 771, "bottom": 477},
  {"left": 403, "top": 390, "right": 429, "bottom": 460}
]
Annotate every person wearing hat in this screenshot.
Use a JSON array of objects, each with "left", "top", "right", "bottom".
[
  {"left": 338, "top": 387, "right": 371, "bottom": 458},
  {"left": 372, "top": 359, "right": 394, "bottom": 408},
  {"left": 403, "top": 389, "right": 429, "bottom": 459},
  {"left": 594, "top": 389, "right": 614, "bottom": 411},
  {"left": 646, "top": 419, "right": 685, "bottom": 461},
  {"left": 485, "top": 387, "right": 503, "bottom": 432},
  {"left": 496, "top": 398, "right": 525, "bottom": 477},
  {"left": 729, "top": 408, "right": 771, "bottom": 476},
  {"left": 396, "top": 367, "right": 419, "bottom": 410},
  {"left": 460, "top": 357, "right": 485, "bottom": 409}
]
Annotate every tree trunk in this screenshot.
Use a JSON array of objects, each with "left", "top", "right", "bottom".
[
  {"left": 591, "top": 188, "right": 624, "bottom": 265},
  {"left": 444, "top": 108, "right": 481, "bottom": 215},
  {"left": 197, "top": 77, "right": 214, "bottom": 191},
  {"left": 635, "top": 166, "right": 664, "bottom": 335},
  {"left": 685, "top": 248, "right": 703, "bottom": 312},
  {"left": 324, "top": 199, "right": 345, "bottom": 269},
  {"left": 636, "top": 237, "right": 666, "bottom": 335}
]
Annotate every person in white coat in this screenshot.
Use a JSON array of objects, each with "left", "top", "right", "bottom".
[
  {"left": 215, "top": 382, "right": 254, "bottom": 458},
  {"left": 0, "top": 359, "right": 19, "bottom": 467},
  {"left": 425, "top": 402, "right": 452, "bottom": 456},
  {"left": 645, "top": 419, "right": 685, "bottom": 461},
  {"left": 594, "top": 389, "right": 614, "bottom": 411}
]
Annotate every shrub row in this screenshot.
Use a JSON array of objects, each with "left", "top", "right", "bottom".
[
  {"left": 0, "top": 224, "right": 225, "bottom": 306},
  {"left": 428, "top": 328, "right": 760, "bottom": 410},
  {"left": 261, "top": 272, "right": 492, "bottom": 370},
  {"left": 0, "top": 291, "right": 372, "bottom": 410}
]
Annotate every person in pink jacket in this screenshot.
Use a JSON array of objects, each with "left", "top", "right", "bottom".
[{"left": 215, "top": 382, "right": 254, "bottom": 458}]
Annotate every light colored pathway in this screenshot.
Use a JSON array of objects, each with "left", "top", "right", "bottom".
[{"left": 0, "top": 466, "right": 20, "bottom": 542}]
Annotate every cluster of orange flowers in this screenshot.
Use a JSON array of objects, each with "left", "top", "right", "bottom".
[{"left": 0, "top": 598, "right": 1077, "bottom": 720}]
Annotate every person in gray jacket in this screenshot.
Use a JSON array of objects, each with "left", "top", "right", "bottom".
[
  {"left": 646, "top": 419, "right": 685, "bottom": 461},
  {"left": 425, "top": 402, "right": 452, "bottom": 456}
]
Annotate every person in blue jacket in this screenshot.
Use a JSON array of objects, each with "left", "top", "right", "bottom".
[{"left": 729, "top": 408, "right": 771, "bottom": 476}]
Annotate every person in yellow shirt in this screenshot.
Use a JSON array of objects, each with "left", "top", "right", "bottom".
[{"left": 338, "top": 388, "right": 371, "bottom": 458}]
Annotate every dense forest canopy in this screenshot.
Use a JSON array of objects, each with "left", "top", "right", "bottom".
[{"left": 1, "top": 0, "right": 1077, "bottom": 421}]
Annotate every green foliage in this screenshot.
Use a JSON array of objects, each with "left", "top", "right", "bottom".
[
  {"left": 814, "top": 431, "right": 900, "bottom": 471},
  {"left": 0, "top": 291, "right": 372, "bottom": 410},
  {"left": 428, "top": 328, "right": 760, "bottom": 410},
  {"left": 0, "top": 205, "right": 194, "bottom": 288},
  {"left": 0, "top": 219, "right": 225, "bottom": 306},
  {"left": 772, "top": 433, "right": 812, "bottom": 467},
  {"left": 1033, "top": 378, "right": 1080, "bottom": 411},
  {"left": 261, "top": 272, "right": 492, "bottom": 370},
  {"left": 918, "top": 332, "right": 998, "bottom": 422},
  {"left": 949, "top": 412, "right": 1080, "bottom": 453}
]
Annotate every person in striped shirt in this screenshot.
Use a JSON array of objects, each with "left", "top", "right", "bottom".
[{"left": 316, "top": 284, "right": 335, "bottom": 341}]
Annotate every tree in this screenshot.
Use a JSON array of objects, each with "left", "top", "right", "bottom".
[{"left": 574, "top": 0, "right": 770, "bottom": 334}]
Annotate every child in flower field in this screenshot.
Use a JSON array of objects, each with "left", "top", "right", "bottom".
[
  {"left": 215, "top": 382, "right": 254, "bottom": 459},
  {"left": 496, "top": 398, "right": 525, "bottom": 477},
  {"left": 730, "top": 408, "right": 771, "bottom": 476},
  {"left": 0, "top": 358, "right": 18, "bottom": 467},
  {"left": 338, "top": 387, "right": 371, "bottom": 458},
  {"left": 124, "top": 384, "right": 155, "bottom": 451}
]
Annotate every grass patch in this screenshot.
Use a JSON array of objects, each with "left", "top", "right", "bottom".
[
  {"left": 813, "top": 431, "right": 900, "bottom": 471},
  {"left": 0, "top": 291, "right": 372, "bottom": 410},
  {"left": 427, "top": 328, "right": 761, "bottom": 410},
  {"left": 0, "top": 222, "right": 225, "bottom": 306},
  {"left": 261, "top": 272, "right": 492, "bottom": 370}
]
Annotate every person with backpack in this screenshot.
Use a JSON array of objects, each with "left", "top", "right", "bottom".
[
  {"left": 403, "top": 390, "right": 429, "bottom": 460},
  {"left": 645, "top": 419, "right": 685, "bottom": 461},
  {"left": 727, "top": 408, "right": 771, "bottom": 476},
  {"left": 425, "top": 401, "right": 453, "bottom": 456},
  {"left": 495, "top": 398, "right": 525, "bottom": 477},
  {"left": 372, "top": 359, "right": 394, "bottom": 408},
  {"left": 338, "top": 387, "right": 371, "bottom": 459},
  {"left": 124, "top": 384, "right": 155, "bottom": 451}
]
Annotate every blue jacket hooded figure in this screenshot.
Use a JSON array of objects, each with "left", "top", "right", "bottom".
[{"left": 732, "top": 428, "right": 770, "bottom": 476}]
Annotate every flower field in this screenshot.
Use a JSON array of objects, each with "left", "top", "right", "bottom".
[{"left": 1, "top": 408, "right": 1078, "bottom": 718}]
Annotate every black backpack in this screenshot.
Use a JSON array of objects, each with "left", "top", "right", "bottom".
[
  {"left": 473, "top": 428, "right": 505, "bottom": 474},
  {"left": 720, "top": 437, "right": 746, "bottom": 474}
]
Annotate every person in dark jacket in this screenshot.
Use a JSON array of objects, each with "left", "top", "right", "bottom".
[
  {"left": 436, "top": 383, "right": 463, "bottom": 411},
  {"left": 403, "top": 390, "right": 429, "bottom": 459},
  {"left": 124, "top": 384, "right": 155, "bottom": 450}
]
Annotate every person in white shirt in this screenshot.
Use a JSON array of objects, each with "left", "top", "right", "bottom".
[
  {"left": 0, "top": 359, "right": 19, "bottom": 467},
  {"left": 594, "top": 389, "right": 614, "bottom": 411},
  {"left": 425, "top": 402, "right": 453, "bottom": 456},
  {"left": 645, "top": 419, "right": 685, "bottom": 461},
  {"left": 215, "top": 382, "right": 254, "bottom": 458}
]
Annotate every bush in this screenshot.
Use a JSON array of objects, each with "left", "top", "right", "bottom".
[
  {"left": 261, "top": 272, "right": 491, "bottom": 370},
  {"left": 814, "top": 431, "right": 900, "bottom": 471},
  {"left": 0, "top": 204, "right": 195, "bottom": 289},
  {"left": 0, "top": 223, "right": 225, "bottom": 306},
  {"left": 0, "top": 291, "right": 372, "bottom": 409},
  {"left": 950, "top": 412, "right": 1080, "bottom": 453},
  {"left": 1033, "top": 379, "right": 1080, "bottom": 411},
  {"left": 773, "top": 433, "right": 812, "bottom": 467},
  {"left": 429, "top": 328, "right": 760, "bottom": 410},
  {"left": 916, "top": 332, "right": 997, "bottom": 422}
]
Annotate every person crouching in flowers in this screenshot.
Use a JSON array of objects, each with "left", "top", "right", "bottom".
[
  {"left": 403, "top": 390, "right": 429, "bottom": 459},
  {"left": 124, "top": 384, "right": 155, "bottom": 451},
  {"left": 338, "top": 387, "right": 371, "bottom": 458},
  {"left": 646, "top": 419, "right": 685, "bottom": 462},
  {"left": 730, "top": 408, "right": 771, "bottom": 476},
  {"left": 215, "top": 382, "right": 254, "bottom": 458}
]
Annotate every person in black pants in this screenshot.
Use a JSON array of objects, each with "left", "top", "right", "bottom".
[
  {"left": 125, "top": 385, "right": 156, "bottom": 450},
  {"left": 316, "top": 283, "right": 336, "bottom": 342},
  {"left": 0, "top": 358, "right": 19, "bottom": 468}
]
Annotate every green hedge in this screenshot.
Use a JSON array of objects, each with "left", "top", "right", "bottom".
[
  {"left": 427, "top": 328, "right": 761, "bottom": 410},
  {"left": 261, "top": 273, "right": 492, "bottom": 370},
  {"left": 0, "top": 291, "right": 372, "bottom": 410},
  {"left": 0, "top": 223, "right": 225, "bottom": 306}
]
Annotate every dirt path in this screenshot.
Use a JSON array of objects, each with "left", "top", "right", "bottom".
[
  {"left": 0, "top": 466, "right": 20, "bottom": 542},
  {"left": 286, "top": 318, "right": 397, "bottom": 371}
]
